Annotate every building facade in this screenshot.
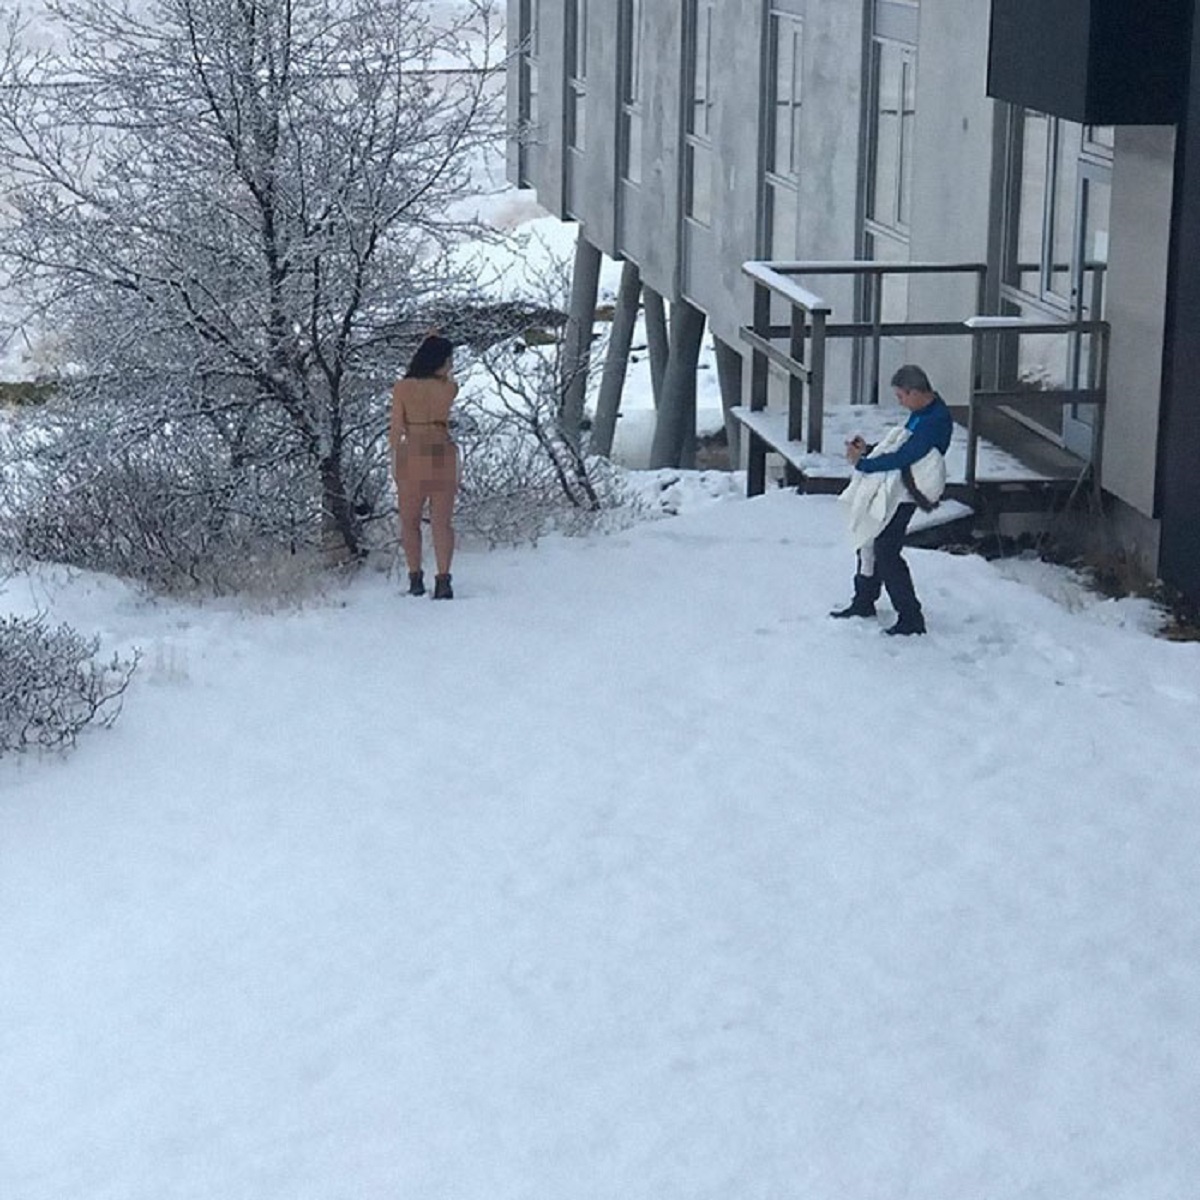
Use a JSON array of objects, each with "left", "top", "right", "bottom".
[{"left": 507, "top": 0, "right": 1200, "bottom": 604}]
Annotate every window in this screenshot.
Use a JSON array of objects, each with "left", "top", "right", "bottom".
[
  {"left": 865, "top": 37, "right": 916, "bottom": 237},
  {"left": 767, "top": 13, "right": 802, "bottom": 180},
  {"left": 1002, "top": 111, "right": 1112, "bottom": 314},
  {"left": 566, "top": 0, "right": 587, "bottom": 152},
  {"left": 763, "top": 10, "right": 803, "bottom": 258},
  {"left": 620, "top": 0, "right": 644, "bottom": 184},
  {"left": 688, "top": 0, "right": 713, "bottom": 140},
  {"left": 999, "top": 107, "right": 1114, "bottom": 448},
  {"left": 516, "top": 0, "right": 539, "bottom": 185},
  {"left": 863, "top": 35, "right": 917, "bottom": 323},
  {"left": 684, "top": 0, "right": 715, "bottom": 226},
  {"left": 1013, "top": 109, "right": 1050, "bottom": 297},
  {"left": 855, "top": 10, "right": 917, "bottom": 404}
]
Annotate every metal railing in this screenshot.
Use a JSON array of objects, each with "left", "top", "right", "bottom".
[
  {"left": 738, "top": 260, "right": 986, "bottom": 493},
  {"left": 737, "top": 259, "right": 1109, "bottom": 492},
  {"left": 961, "top": 315, "right": 1110, "bottom": 487}
]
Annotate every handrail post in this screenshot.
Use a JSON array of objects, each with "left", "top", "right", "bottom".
[
  {"left": 747, "top": 281, "right": 771, "bottom": 495},
  {"left": 788, "top": 302, "right": 805, "bottom": 444},
  {"left": 750, "top": 282, "right": 770, "bottom": 413},
  {"left": 974, "top": 267, "right": 988, "bottom": 390},
  {"left": 965, "top": 323, "right": 981, "bottom": 487},
  {"left": 808, "top": 310, "right": 827, "bottom": 453},
  {"left": 1092, "top": 322, "right": 1110, "bottom": 496},
  {"left": 870, "top": 267, "right": 883, "bottom": 404}
]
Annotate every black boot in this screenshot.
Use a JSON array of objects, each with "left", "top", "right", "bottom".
[
  {"left": 830, "top": 573, "right": 880, "bottom": 619},
  {"left": 408, "top": 570, "right": 425, "bottom": 596},
  {"left": 879, "top": 558, "right": 924, "bottom": 635},
  {"left": 432, "top": 573, "right": 453, "bottom": 600},
  {"left": 884, "top": 612, "right": 926, "bottom": 636}
]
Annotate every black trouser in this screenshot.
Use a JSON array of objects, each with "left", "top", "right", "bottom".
[{"left": 856, "top": 503, "right": 920, "bottom": 620}]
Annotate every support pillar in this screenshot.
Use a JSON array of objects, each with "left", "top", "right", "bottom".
[
  {"left": 1158, "top": 9, "right": 1200, "bottom": 605},
  {"left": 592, "top": 260, "right": 642, "bottom": 458},
  {"left": 642, "top": 286, "right": 669, "bottom": 409},
  {"left": 713, "top": 337, "right": 745, "bottom": 467},
  {"left": 649, "top": 299, "right": 706, "bottom": 469},
  {"left": 560, "top": 231, "right": 603, "bottom": 449}
]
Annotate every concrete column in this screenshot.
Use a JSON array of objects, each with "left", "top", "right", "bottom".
[
  {"left": 713, "top": 337, "right": 745, "bottom": 466},
  {"left": 649, "top": 299, "right": 706, "bottom": 468},
  {"left": 560, "top": 231, "right": 603, "bottom": 448},
  {"left": 642, "top": 286, "right": 669, "bottom": 409},
  {"left": 591, "top": 260, "right": 642, "bottom": 458}
]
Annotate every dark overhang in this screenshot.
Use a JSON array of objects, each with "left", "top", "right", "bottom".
[{"left": 987, "top": 0, "right": 1191, "bottom": 125}]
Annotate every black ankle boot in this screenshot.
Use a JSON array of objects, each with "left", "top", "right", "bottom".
[
  {"left": 432, "top": 573, "right": 453, "bottom": 600},
  {"left": 885, "top": 612, "right": 926, "bottom": 636},
  {"left": 830, "top": 574, "right": 879, "bottom": 619},
  {"left": 879, "top": 562, "right": 924, "bottom": 634},
  {"left": 830, "top": 597, "right": 876, "bottom": 619},
  {"left": 407, "top": 570, "right": 425, "bottom": 596}
]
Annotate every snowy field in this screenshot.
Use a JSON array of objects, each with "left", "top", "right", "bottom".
[
  {"left": 4, "top": 8, "right": 1200, "bottom": 1189},
  {"left": 3, "top": 472, "right": 1200, "bottom": 1199}
]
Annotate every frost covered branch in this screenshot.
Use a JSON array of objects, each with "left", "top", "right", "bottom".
[
  {"left": 0, "top": 0, "right": 505, "bottom": 564},
  {"left": 0, "top": 612, "right": 138, "bottom": 753}
]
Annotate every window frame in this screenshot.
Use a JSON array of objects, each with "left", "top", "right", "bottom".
[
  {"left": 619, "top": 0, "right": 644, "bottom": 185},
  {"left": 516, "top": 0, "right": 539, "bottom": 186},
  {"left": 683, "top": 0, "right": 716, "bottom": 227},
  {"left": 761, "top": 8, "right": 804, "bottom": 258},
  {"left": 565, "top": 0, "right": 588, "bottom": 153},
  {"left": 1000, "top": 107, "right": 1113, "bottom": 320},
  {"left": 994, "top": 104, "right": 1115, "bottom": 451},
  {"left": 863, "top": 34, "right": 916, "bottom": 245}
]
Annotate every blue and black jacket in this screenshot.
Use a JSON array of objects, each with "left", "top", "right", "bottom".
[{"left": 854, "top": 393, "right": 953, "bottom": 475}]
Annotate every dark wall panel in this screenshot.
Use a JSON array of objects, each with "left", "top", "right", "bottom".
[
  {"left": 988, "top": 0, "right": 1189, "bottom": 125},
  {"left": 1158, "top": 5, "right": 1200, "bottom": 602}
]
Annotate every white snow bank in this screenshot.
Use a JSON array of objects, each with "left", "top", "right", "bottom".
[{"left": 2, "top": 481, "right": 1198, "bottom": 1200}]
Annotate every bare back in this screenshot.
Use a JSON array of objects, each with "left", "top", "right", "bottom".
[
  {"left": 390, "top": 375, "right": 459, "bottom": 509},
  {"left": 390, "top": 376, "right": 457, "bottom": 452}
]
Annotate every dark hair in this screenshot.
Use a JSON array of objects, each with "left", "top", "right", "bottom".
[
  {"left": 890, "top": 364, "right": 932, "bottom": 392},
  {"left": 404, "top": 335, "right": 454, "bottom": 379}
]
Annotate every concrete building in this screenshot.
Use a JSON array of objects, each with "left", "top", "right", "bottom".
[{"left": 506, "top": 0, "right": 1200, "bottom": 605}]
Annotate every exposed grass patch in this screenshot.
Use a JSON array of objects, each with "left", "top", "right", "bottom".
[{"left": 0, "top": 380, "right": 57, "bottom": 407}]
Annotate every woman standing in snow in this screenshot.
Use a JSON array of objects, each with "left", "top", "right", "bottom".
[{"left": 390, "top": 334, "right": 459, "bottom": 599}]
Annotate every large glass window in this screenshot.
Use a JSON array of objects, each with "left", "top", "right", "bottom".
[
  {"left": 1013, "top": 110, "right": 1050, "bottom": 297},
  {"left": 1048, "top": 122, "right": 1081, "bottom": 302},
  {"left": 1000, "top": 108, "right": 1113, "bottom": 448},
  {"left": 1003, "top": 111, "right": 1112, "bottom": 316},
  {"left": 620, "top": 0, "right": 644, "bottom": 184},
  {"left": 683, "top": 0, "right": 715, "bottom": 226},
  {"left": 763, "top": 10, "right": 803, "bottom": 258}
]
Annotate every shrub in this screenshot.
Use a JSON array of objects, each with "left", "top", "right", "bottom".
[
  {"left": 0, "top": 405, "right": 338, "bottom": 594},
  {"left": 0, "top": 613, "right": 138, "bottom": 754},
  {"left": 454, "top": 402, "right": 636, "bottom": 546}
]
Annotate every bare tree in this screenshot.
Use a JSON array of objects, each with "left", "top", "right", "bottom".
[
  {"left": 0, "top": 0, "right": 504, "bottom": 561},
  {"left": 445, "top": 243, "right": 637, "bottom": 545},
  {"left": 467, "top": 338, "right": 605, "bottom": 515}
]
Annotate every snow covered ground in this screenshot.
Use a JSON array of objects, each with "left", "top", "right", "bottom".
[
  {"left": 3, "top": 471, "right": 1200, "bottom": 1200},
  {"left": 3, "top": 23, "right": 1200, "bottom": 1185}
]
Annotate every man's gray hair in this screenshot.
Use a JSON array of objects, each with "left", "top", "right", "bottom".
[{"left": 890, "top": 364, "right": 932, "bottom": 392}]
